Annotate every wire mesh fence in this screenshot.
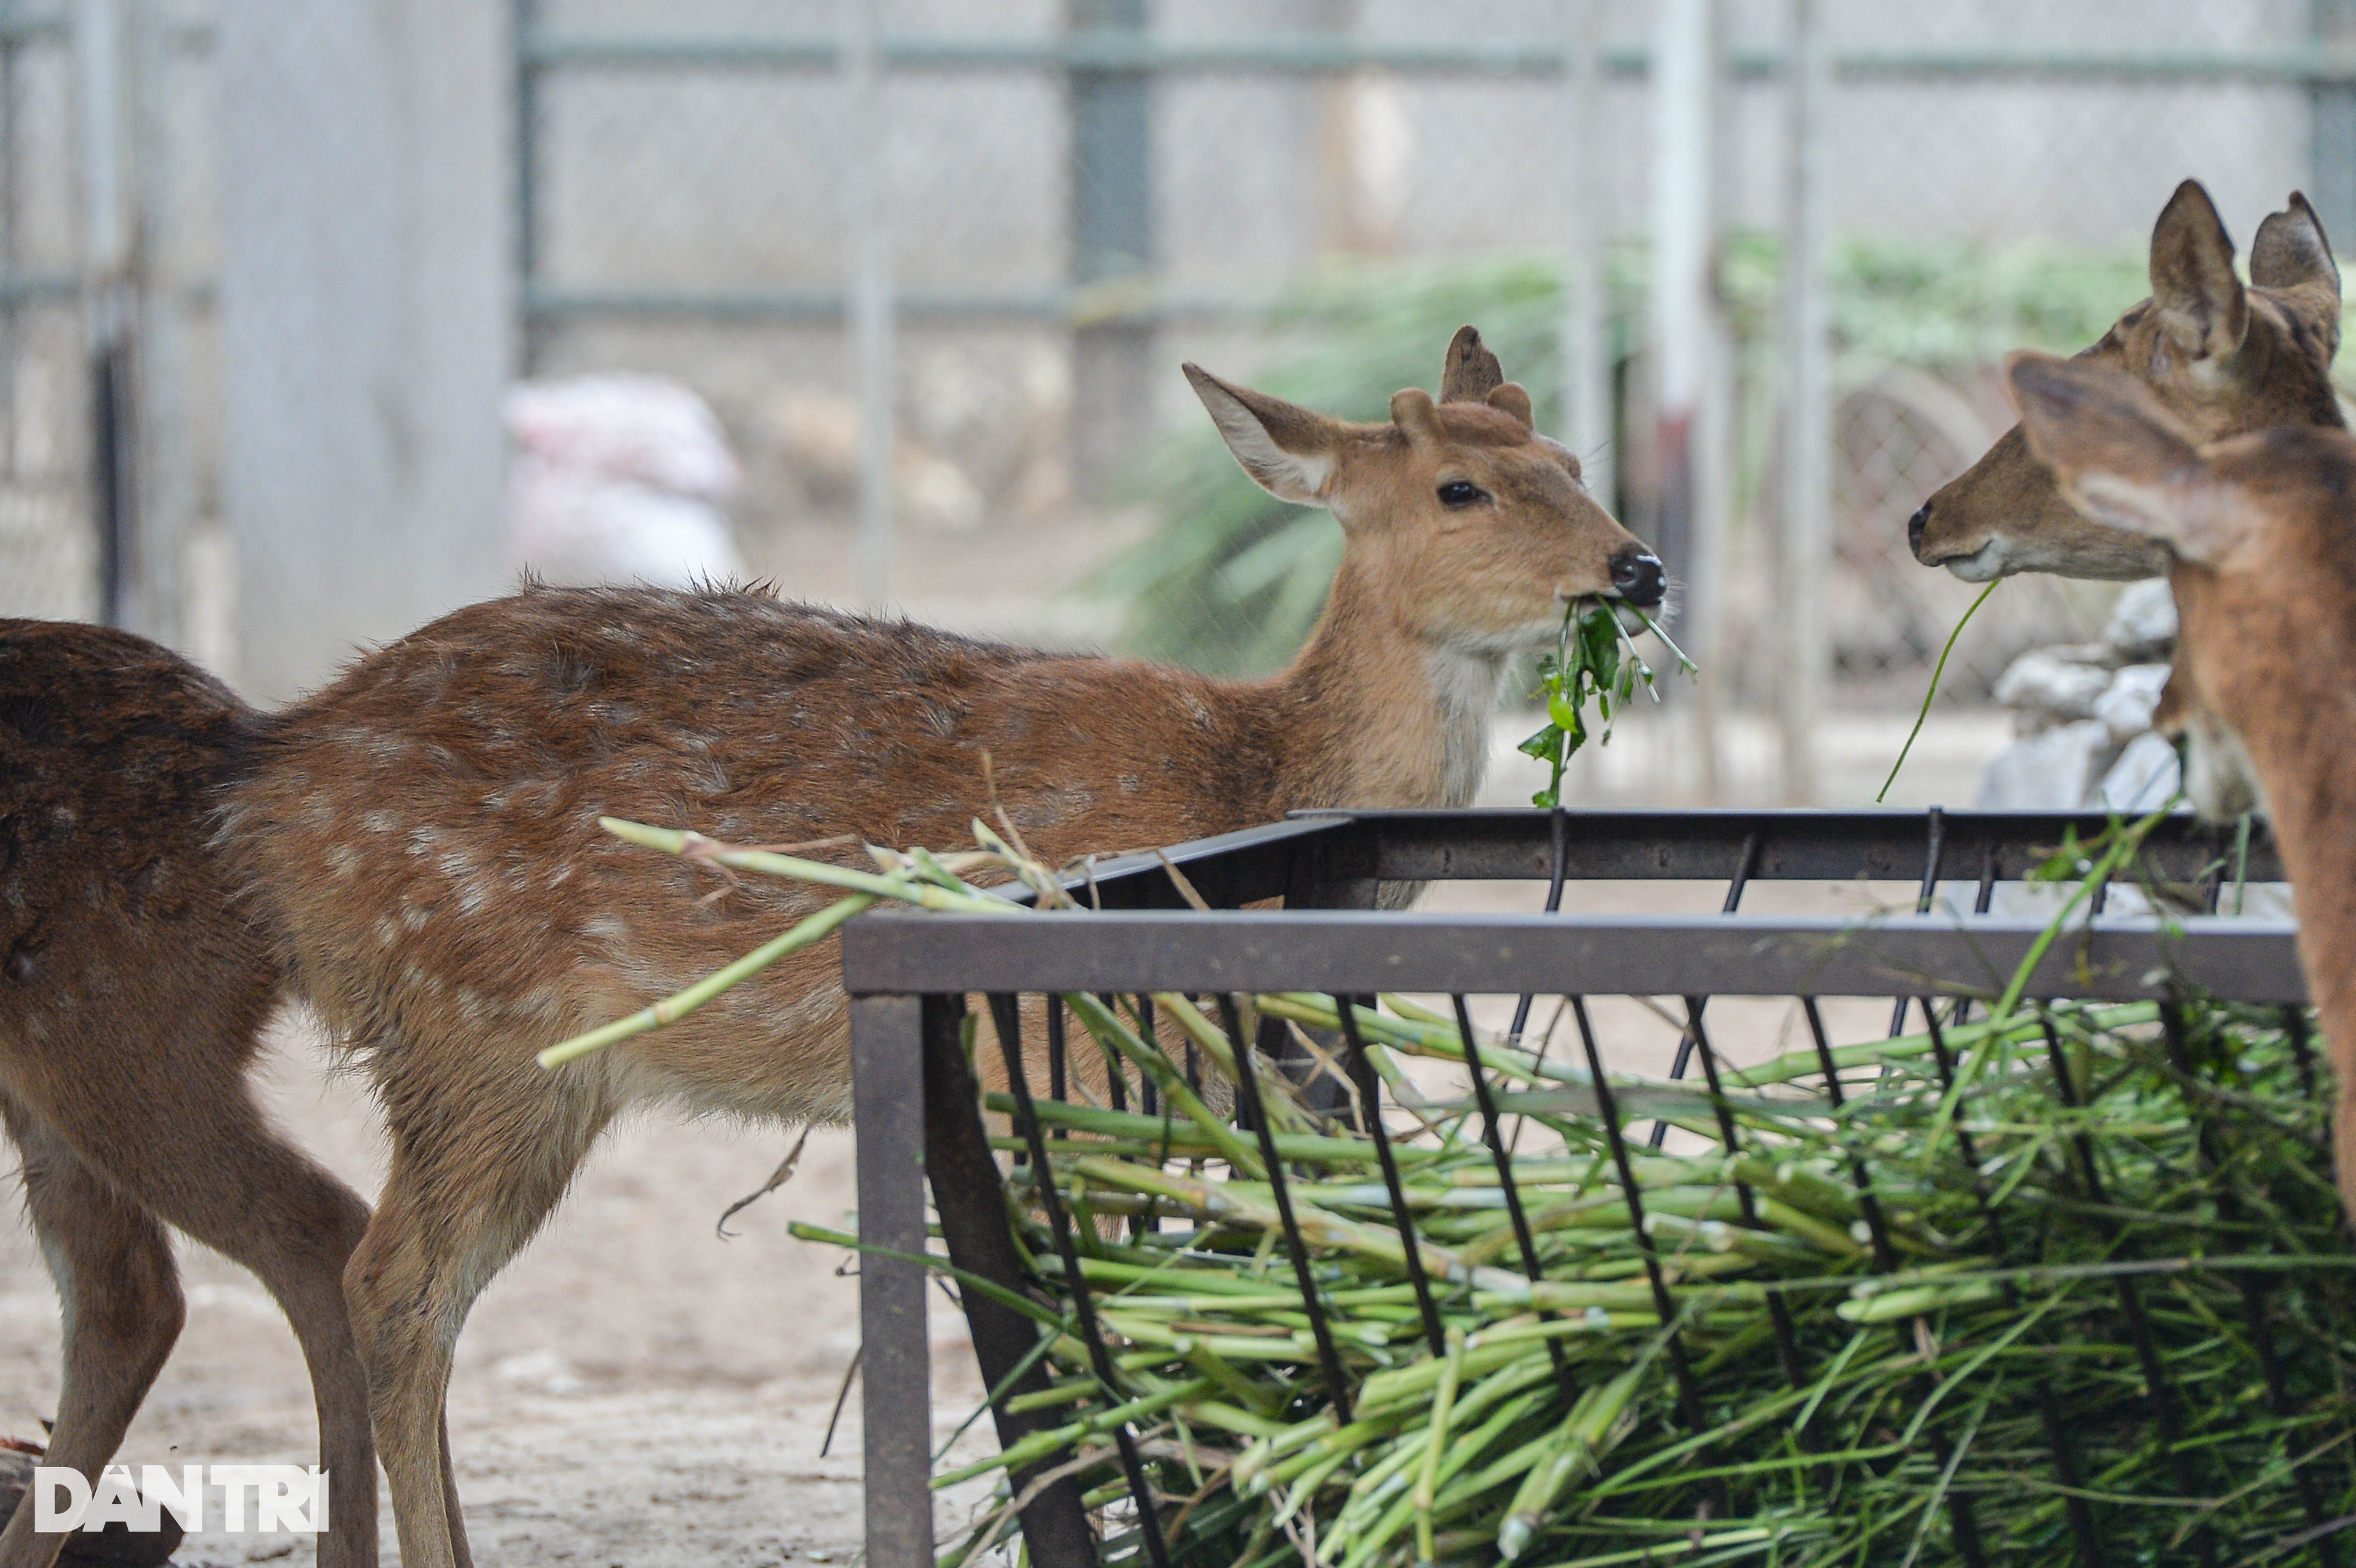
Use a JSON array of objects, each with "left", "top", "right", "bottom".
[
  {"left": 5, "top": 0, "right": 2343, "bottom": 724},
  {"left": 511, "top": 0, "right": 2333, "bottom": 713}
]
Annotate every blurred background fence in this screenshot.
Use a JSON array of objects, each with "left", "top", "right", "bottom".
[{"left": 4, "top": 0, "right": 2349, "bottom": 800}]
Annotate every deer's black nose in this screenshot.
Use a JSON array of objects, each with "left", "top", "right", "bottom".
[
  {"left": 1907, "top": 503, "right": 1931, "bottom": 559},
  {"left": 1610, "top": 548, "right": 1665, "bottom": 607}
]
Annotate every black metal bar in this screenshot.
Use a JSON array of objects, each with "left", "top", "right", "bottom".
[
  {"left": 1646, "top": 1022, "right": 1695, "bottom": 1149},
  {"left": 1097, "top": 993, "right": 1129, "bottom": 1113},
  {"left": 1451, "top": 994, "right": 1579, "bottom": 1403},
  {"left": 1569, "top": 997, "right": 1707, "bottom": 1433},
  {"left": 1130, "top": 996, "right": 1163, "bottom": 1238},
  {"left": 1804, "top": 997, "right": 1988, "bottom": 1566},
  {"left": 1679, "top": 1000, "right": 1805, "bottom": 1390},
  {"left": 1721, "top": 830, "right": 1762, "bottom": 914},
  {"left": 1040, "top": 814, "right": 1354, "bottom": 912},
  {"left": 844, "top": 909, "right": 2309, "bottom": 1003},
  {"left": 91, "top": 324, "right": 133, "bottom": 630},
  {"left": 515, "top": 0, "right": 545, "bottom": 369},
  {"left": 1068, "top": 0, "right": 1154, "bottom": 499},
  {"left": 2160, "top": 1005, "right": 2337, "bottom": 1565},
  {"left": 2040, "top": 1016, "right": 2217, "bottom": 1568},
  {"left": 1924, "top": 1008, "right": 2103, "bottom": 1567},
  {"left": 1922, "top": 1010, "right": 1994, "bottom": 1221},
  {"left": 1944, "top": 841, "right": 2000, "bottom": 1037},
  {"left": 1503, "top": 806, "right": 1572, "bottom": 1049},
  {"left": 987, "top": 994, "right": 1171, "bottom": 1568},
  {"left": 1333, "top": 997, "right": 1445, "bottom": 1358},
  {"left": 1181, "top": 999, "right": 1202, "bottom": 1097},
  {"left": 1891, "top": 807, "right": 1949, "bottom": 1036},
  {"left": 1647, "top": 839, "right": 1760, "bottom": 1148},
  {"left": 1920, "top": 806, "right": 1949, "bottom": 908},
  {"left": 1134, "top": 996, "right": 1160, "bottom": 1118},
  {"left": 1646, "top": 833, "right": 1765, "bottom": 1147},
  {"left": 1801, "top": 999, "right": 1895, "bottom": 1272},
  {"left": 1242, "top": 1014, "right": 1282, "bottom": 1134},
  {"left": 1218, "top": 995, "right": 1354, "bottom": 1424},
  {"left": 517, "top": 24, "right": 2356, "bottom": 84},
  {"left": 1079, "top": 800, "right": 2281, "bottom": 899},
  {"left": 1046, "top": 811, "right": 2284, "bottom": 910},
  {"left": 1046, "top": 995, "right": 1069, "bottom": 1133},
  {"left": 849, "top": 996, "right": 937, "bottom": 1568},
  {"left": 2286, "top": 1005, "right": 2323, "bottom": 1104},
  {"left": 922, "top": 996, "right": 1097, "bottom": 1568},
  {"left": 2318, "top": 0, "right": 2356, "bottom": 242}
]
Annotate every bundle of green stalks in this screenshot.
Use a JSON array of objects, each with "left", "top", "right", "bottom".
[{"left": 547, "top": 822, "right": 2356, "bottom": 1568}]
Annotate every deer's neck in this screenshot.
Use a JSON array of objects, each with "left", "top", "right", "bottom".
[
  {"left": 2239, "top": 685, "right": 2356, "bottom": 1043},
  {"left": 1259, "top": 558, "right": 1511, "bottom": 811}
]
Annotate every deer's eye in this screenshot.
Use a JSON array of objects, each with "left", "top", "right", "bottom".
[{"left": 1437, "top": 480, "right": 1485, "bottom": 508}]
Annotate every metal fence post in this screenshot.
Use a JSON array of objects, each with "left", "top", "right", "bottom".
[
  {"left": 1776, "top": 0, "right": 1831, "bottom": 804},
  {"left": 126, "top": 0, "right": 198, "bottom": 658},
  {"left": 1559, "top": 0, "right": 1613, "bottom": 512},
  {"left": 851, "top": 993, "right": 934, "bottom": 1568},
  {"left": 842, "top": 0, "right": 895, "bottom": 610},
  {"left": 1648, "top": 0, "right": 1725, "bottom": 800},
  {"left": 1068, "top": 0, "right": 1152, "bottom": 502},
  {"left": 515, "top": 0, "right": 545, "bottom": 372},
  {"left": 2314, "top": 0, "right": 2356, "bottom": 247},
  {"left": 918, "top": 994, "right": 1098, "bottom": 1568},
  {"left": 73, "top": 0, "right": 136, "bottom": 633}
]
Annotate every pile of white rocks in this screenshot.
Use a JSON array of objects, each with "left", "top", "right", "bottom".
[
  {"left": 1968, "top": 582, "right": 2291, "bottom": 919},
  {"left": 1975, "top": 579, "right": 2183, "bottom": 813}
]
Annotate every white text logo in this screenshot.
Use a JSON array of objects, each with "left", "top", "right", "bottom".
[{"left": 33, "top": 1466, "right": 327, "bottom": 1534}]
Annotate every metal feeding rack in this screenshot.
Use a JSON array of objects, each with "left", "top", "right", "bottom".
[{"left": 835, "top": 808, "right": 2310, "bottom": 1568}]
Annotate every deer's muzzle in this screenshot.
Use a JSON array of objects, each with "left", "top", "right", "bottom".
[{"left": 1610, "top": 548, "right": 1666, "bottom": 607}]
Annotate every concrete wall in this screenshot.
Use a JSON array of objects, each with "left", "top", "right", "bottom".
[{"left": 220, "top": 0, "right": 513, "bottom": 702}]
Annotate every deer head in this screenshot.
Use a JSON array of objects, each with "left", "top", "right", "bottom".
[
  {"left": 2006, "top": 350, "right": 2356, "bottom": 828},
  {"left": 1179, "top": 325, "right": 1663, "bottom": 813},
  {"left": 1912, "top": 181, "right": 2343, "bottom": 582},
  {"left": 1185, "top": 324, "right": 1665, "bottom": 655}
]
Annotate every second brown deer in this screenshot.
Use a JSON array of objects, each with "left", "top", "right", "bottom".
[
  {"left": 2008, "top": 350, "right": 2356, "bottom": 1221},
  {"left": 166, "top": 327, "right": 1658, "bottom": 1568}
]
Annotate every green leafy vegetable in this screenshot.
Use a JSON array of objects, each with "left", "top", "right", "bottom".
[{"left": 1517, "top": 599, "right": 1698, "bottom": 808}]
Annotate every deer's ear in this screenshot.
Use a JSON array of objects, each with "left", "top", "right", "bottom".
[
  {"left": 2008, "top": 351, "right": 2242, "bottom": 563},
  {"left": 2150, "top": 179, "right": 2249, "bottom": 362},
  {"left": 1184, "top": 364, "right": 1340, "bottom": 505},
  {"left": 2252, "top": 190, "right": 2342, "bottom": 358},
  {"left": 1440, "top": 325, "right": 1505, "bottom": 403}
]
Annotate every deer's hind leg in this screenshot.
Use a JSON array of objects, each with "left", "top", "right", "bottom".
[
  {"left": 35, "top": 1073, "right": 380, "bottom": 1568},
  {"left": 0, "top": 1092, "right": 184, "bottom": 1568},
  {"left": 343, "top": 1040, "right": 612, "bottom": 1568}
]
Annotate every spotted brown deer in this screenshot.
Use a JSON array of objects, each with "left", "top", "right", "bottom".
[
  {"left": 2007, "top": 349, "right": 2356, "bottom": 1219},
  {"left": 3, "top": 328, "right": 1660, "bottom": 1568},
  {"left": 1910, "top": 180, "right": 2343, "bottom": 581}
]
